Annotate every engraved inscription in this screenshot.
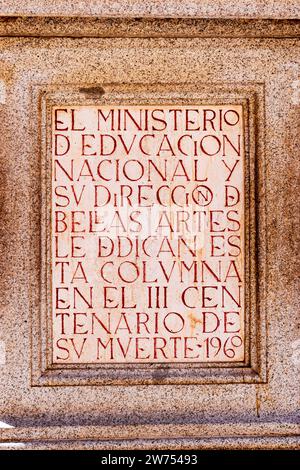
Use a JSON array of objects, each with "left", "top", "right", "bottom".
[{"left": 52, "top": 105, "right": 245, "bottom": 363}]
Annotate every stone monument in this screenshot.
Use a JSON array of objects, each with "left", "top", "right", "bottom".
[{"left": 0, "top": 1, "right": 299, "bottom": 450}]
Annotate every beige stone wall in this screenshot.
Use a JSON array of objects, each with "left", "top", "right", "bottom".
[
  {"left": 0, "top": 1, "right": 299, "bottom": 19},
  {"left": 0, "top": 7, "right": 299, "bottom": 449}
]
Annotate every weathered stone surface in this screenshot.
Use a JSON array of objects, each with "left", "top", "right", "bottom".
[
  {"left": 0, "top": 8, "right": 299, "bottom": 450},
  {"left": 0, "top": 1, "right": 299, "bottom": 19},
  {"left": 51, "top": 104, "right": 245, "bottom": 365}
]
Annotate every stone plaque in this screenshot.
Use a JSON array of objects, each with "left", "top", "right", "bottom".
[
  {"left": 2, "top": 8, "right": 299, "bottom": 450},
  {"left": 52, "top": 105, "right": 245, "bottom": 364}
]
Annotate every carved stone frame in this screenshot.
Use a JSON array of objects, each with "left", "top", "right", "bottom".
[{"left": 30, "top": 82, "right": 266, "bottom": 386}]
